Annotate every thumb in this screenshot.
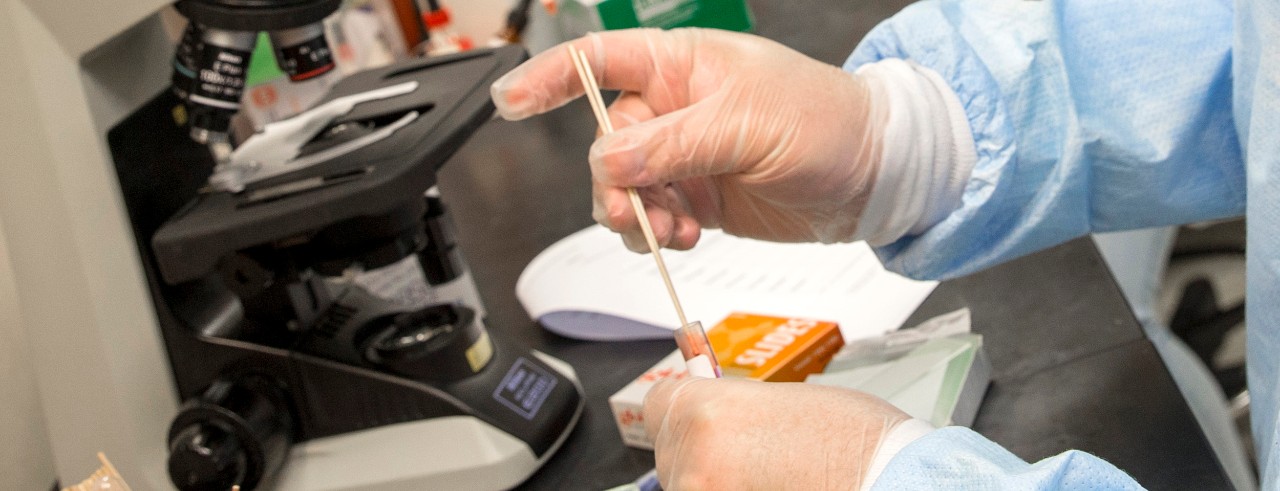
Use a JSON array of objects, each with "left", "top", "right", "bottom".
[
  {"left": 589, "top": 102, "right": 730, "bottom": 188},
  {"left": 642, "top": 375, "right": 706, "bottom": 442}
]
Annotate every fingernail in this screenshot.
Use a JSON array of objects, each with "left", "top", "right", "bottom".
[
  {"left": 626, "top": 236, "right": 650, "bottom": 254},
  {"left": 591, "top": 200, "right": 608, "bottom": 224},
  {"left": 490, "top": 74, "right": 534, "bottom": 120},
  {"left": 671, "top": 218, "right": 688, "bottom": 245}
]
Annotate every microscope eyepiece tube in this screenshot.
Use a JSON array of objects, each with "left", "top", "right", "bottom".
[
  {"left": 268, "top": 23, "right": 336, "bottom": 82},
  {"left": 187, "top": 27, "right": 257, "bottom": 144}
]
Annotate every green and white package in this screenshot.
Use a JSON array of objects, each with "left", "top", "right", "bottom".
[{"left": 560, "top": 0, "right": 753, "bottom": 36}]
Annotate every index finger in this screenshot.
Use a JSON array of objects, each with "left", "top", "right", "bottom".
[{"left": 490, "top": 28, "right": 686, "bottom": 121}]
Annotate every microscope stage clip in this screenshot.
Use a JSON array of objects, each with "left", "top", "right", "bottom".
[{"left": 209, "top": 81, "right": 419, "bottom": 193}]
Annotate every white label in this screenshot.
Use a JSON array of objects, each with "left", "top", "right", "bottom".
[
  {"left": 353, "top": 255, "right": 436, "bottom": 309},
  {"left": 633, "top": 0, "right": 688, "bottom": 22},
  {"left": 351, "top": 256, "right": 486, "bottom": 318},
  {"left": 685, "top": 354, "right": 716, "bottom": 378}
]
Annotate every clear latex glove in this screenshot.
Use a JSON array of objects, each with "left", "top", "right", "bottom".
[
  {"left": 642, "top": 377, "right": 911, "bottom": 490},
  {"left": 491, "top": 28, "right": 890, "bottom": 250}
]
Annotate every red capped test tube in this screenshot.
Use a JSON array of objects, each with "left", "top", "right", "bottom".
[{"left": 674, "top": 321, "right": 722, "bottom": 378}]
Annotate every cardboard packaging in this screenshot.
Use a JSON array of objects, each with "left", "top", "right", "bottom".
[
  {"left": 609, "top": 350, "right": 689, "bottom": 449},
  {"left": 807, "top": 309, "right": 992, "bottom": 427},
  {"left": 562, "top": 0, "right": 754, "bottom": 33},
  {"left": 609, "top": 313, "right": 844, "bottom": 449},
  {"left": 708, "top": 313, "right": 845, "bottom": 382}
]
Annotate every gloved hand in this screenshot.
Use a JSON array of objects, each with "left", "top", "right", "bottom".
[
  {"left": 642, "top": 377, "right": 912, "bottom": 490},
  {"left": 492, "top": 28, "right": 974, "bottom": 251},
  {"left": 491, "top": 28, "right": 891, "bottom": 250}
]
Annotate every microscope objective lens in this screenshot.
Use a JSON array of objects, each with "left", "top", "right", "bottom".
[
  {"left": 171, "top": 22, "right": 204, "bottom": 100},
  {"left": 187, "top": 28, "right": 256, "bottom": 142},
  {"left": 269, "top": 24, "right": 336, "bottom": 82}
]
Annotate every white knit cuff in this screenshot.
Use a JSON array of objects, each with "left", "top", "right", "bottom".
[
  {"left": 860, "top": 418, "right": 937, "bottom": 491},
  {"left": 853, "top": 59, "right": 977, "bottom": 246}
]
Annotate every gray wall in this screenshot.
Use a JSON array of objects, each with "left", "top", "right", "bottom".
[{"left": 0, "top": 219, "right": 56, "bottom": 490}]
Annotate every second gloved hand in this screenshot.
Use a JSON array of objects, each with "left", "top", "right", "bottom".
[
  {"left": 643, "top": 377, "right": 914, "bottom": 490},
  {"left": 492, "top": 29, "right": 896, "bottom": 250}
]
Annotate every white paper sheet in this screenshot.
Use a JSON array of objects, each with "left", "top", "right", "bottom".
[{"left": 516, "top": 225, "right": 937, "bottom": 341}]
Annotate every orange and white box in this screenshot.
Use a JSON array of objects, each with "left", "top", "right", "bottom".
[
  {"left": 608, "top": 349, "right": 690, "bottom": 449},
  {"left": 709, "top": 313, "right": 845, "bottom": 382},
  {"left": 609, "top": 313, "right": 845, "bottom": 449}
]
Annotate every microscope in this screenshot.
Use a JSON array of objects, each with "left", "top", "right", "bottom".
[{"left": 9, "top": 1, "right": 583, "bottom": 489}]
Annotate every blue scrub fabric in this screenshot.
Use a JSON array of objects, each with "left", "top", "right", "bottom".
[{"left": 845, "top": 0, "right": 1279, "bottom": 487}]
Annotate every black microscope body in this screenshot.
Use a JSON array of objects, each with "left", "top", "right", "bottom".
[{"left": 106, "top": 2, "right": 583, "bottom": 489}]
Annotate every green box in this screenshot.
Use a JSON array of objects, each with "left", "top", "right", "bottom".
[{"left": 571, "top": 0, "right": 753, "bottom": 32}]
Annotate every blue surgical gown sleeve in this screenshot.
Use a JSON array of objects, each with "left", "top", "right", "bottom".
[
  {"left": 847, "top": 0, "right": 1245, "bottom": 281},
  {"left": 870, "top": 428, "right": 1143, "bottom": 490},
  {"left": 845, "top": 0, "right": 1246, "bottom": 488}
]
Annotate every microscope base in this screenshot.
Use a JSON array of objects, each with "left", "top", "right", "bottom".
[{"left": 275, "top": 351, "right": 582, "bottom": 490}]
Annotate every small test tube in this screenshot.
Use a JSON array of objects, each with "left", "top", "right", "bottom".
[{"left": 674, "top": 321, "right": 722, "bottom": 378}]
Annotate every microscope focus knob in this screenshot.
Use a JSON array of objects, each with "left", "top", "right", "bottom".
[
  {"left": 168, "top": 423, "right": 248, "bottom": 491},
  {"left": 167, "top": 377, "right": 293, "bottom": 490}
]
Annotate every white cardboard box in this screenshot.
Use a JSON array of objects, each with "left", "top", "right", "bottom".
[{"left": 608, "top": 350, "right": 689, "bottom": 449}]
